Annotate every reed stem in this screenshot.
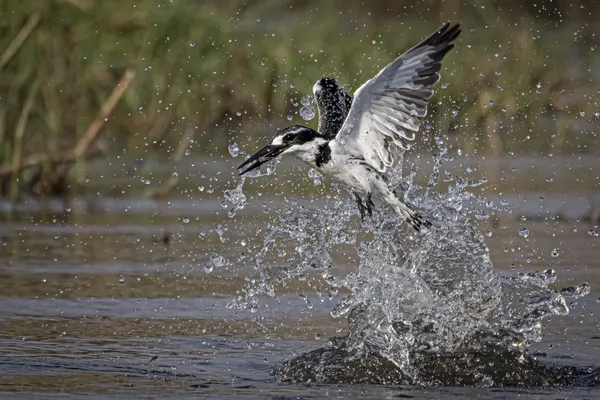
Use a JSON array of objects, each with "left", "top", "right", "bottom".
[
  {"left": 0, "top": 13, "right": 40, "bottom": 74},
  {"left": 9, "top": 81, "right": 38, "bottom": 202}
]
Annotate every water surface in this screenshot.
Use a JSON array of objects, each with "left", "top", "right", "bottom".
[{"left": 0, "top": 155, "right": 599, "bottom": 399}]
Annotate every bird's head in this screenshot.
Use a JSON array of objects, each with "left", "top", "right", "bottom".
[{"left": 238, "top": 125, "right": 323, "bottom": 175}]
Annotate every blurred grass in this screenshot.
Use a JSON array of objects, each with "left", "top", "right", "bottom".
[{"left": 0, "top": 0, "right": 598, "bottom": 196}]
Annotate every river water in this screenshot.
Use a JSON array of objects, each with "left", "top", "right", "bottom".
[{"left": 0, "top": 154, "right": 599, "bottom": 399}]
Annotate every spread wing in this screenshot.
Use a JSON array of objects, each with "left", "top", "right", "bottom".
[{"left": 333, "top": 22, "right": 461, "bottom": 172}]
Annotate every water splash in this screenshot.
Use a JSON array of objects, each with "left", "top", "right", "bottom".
[
  {"left": 204, "top": 254, "right": 229, "bottom": 274},
  {"left": 224, "top": 152, "right": 589, "bottom": 385},
  {"left": 223, "top": 179, "right": 247, "bottom": 218}
]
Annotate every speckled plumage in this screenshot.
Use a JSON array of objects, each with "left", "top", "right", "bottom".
[{"left": 313, "top": 77, "right": 353, "bottom": 140}]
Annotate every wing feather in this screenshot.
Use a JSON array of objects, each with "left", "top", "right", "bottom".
[{"left": 333, "top": 22, "right": 461, "bottom": 173}]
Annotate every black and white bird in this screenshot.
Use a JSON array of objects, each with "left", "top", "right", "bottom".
[{"left": 239, "top": 22, "right": 461, "bottom": 231}]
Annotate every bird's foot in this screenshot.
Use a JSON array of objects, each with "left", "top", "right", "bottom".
[
  {"left": 366, "top": 192, "right": 375, "bottom": 217},
  {"left": 353, "top": 192, "right": 367, "bottom": 221},
  {"left": 406, "top": 211, "right": 433, "bottom": 232}
]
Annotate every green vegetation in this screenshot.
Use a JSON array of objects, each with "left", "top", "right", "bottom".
[{"left": 0, "top": 0, "right": 598, "bottom": 197}]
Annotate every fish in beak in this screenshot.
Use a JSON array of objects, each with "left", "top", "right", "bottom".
[{"left": 238, "top": 143, "right": 288, "bottom": 175}]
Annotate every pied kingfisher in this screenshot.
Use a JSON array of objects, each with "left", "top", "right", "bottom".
[{"left": 239, "top": 22, "right": 461, "bottom": 231}]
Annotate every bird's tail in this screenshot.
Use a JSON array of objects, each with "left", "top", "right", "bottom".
[{"left": 387, "top": 196, "right": 431, "bottom": 232}]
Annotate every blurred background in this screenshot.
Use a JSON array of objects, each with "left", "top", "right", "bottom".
[
  {"left": 0, "top": 0, "right": 598, "bottom": 200},
  {"left": 1, "top": 2, "right": 599, "bottom": 395}
]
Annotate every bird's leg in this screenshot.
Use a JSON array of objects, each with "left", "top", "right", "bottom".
[
  {"left": 366, "top": 192, "right": 375, "bottom": 217},
  {"left": 353, "top": 192, "right": 366, "bottom": 221}
]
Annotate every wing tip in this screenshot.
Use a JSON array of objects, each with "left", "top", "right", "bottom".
[
  {"left": 444, "top": 23, "right": 462, "bottom": 44},
  {"left": 419, "top": 23, "right": 461, "bottom": 65},
  {"left": 423, "top": 21, "right": 462, "bottom": 48}
]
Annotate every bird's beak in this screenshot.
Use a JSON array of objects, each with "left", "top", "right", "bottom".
[{"left": 238, "top": 144, "right": 287, "bottom": 175}]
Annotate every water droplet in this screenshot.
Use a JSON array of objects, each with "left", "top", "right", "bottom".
[
  {"left": 519, "top": 227, "right": 529, "bottom": 238},
  {"left": 315, "top": 333, "right": 321, "bottom": 340},
  {"left": 443, "top": 170, "right": 452, "bottom": 182},
  {"left": 301, "top": 95, "right": 313, "bottom": 107},
  {"left": 215, "top": 224, "right": 228, "bottom": 243},
  {"left": 545, "top": 177, "right": 554, "bottom": 183},
  {"left": 560, "top": 283, "right": 590, "bottom": 299},
  {"left": 450, "top": 109, "right": 459, "bottom": 117},
  {"left": 183, "top": 217, "right": 189, "bottom": 224},
  {"left": 551, "top": 249, "right": 560, "bottom": 258},
  {"left": 486, "top": 230, "right": 492, "bottom": 237},
  {"left": 204, "top": 263, "right": 213, "bottom": 274},
  {"left": 588, "top": 229, "right": 598, "bottom": 237},
  {"left": 300, "top": 106, "right": 315, "bottom": 121},
  {"left": 580, "top": 111, "right": 585, "bottom": 117},
  {"left": 286, "top": 115, "right": 293, "bottom": 121},
  {"left": 189, "top": 42, "right": 195, "bottom": 47},
  {"left": 228, "top": 143, "right": 240, "bottom": 157},
  {"left": 119, "top": 275, "right": 125, "bottom": 284},
  {"left": 308, "top": 169, "right": 321, "bottom": 185},
  {"left": 198, "top": 185, "right": 204, "bottom": 192},
  {"left": 211, "top": 254, "right": 227, "bottom": 266},
  {"left": 223, "top": 183, "right": 247, "bottom": 215}
]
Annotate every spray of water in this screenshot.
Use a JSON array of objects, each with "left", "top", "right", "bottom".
[{"left": 224, "top": 150, "right": 590, "bottom": 385}]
